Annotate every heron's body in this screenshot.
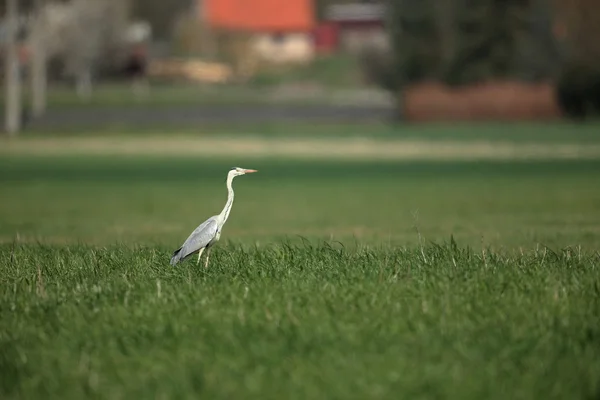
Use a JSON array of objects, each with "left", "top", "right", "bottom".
[{"left": 170, "top": 167, "right": 257, "bottom": 267}]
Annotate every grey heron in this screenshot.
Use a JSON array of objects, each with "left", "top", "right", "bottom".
[{"left": 170, "top": 167, "right": 257, "bottom": 267}]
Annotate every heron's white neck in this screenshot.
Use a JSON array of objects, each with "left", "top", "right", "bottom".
[{"left": 218, "top": 173, "right": 235, "bottom": 224}]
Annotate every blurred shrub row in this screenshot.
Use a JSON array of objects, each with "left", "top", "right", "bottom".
[{"left": 359, "top": 0, "right": 600, "bottom": 118}]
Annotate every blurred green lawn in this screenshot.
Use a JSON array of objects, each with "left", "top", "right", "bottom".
[
  {"left": 8, "top": 80, "right": 363, "bottom": 111},
  {"left": 1, "top": 155, "right": 599, "bottom": 249}
]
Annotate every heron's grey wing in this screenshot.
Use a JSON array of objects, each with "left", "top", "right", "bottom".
[{"left": 175, "top": 217, "right": 219, "bottom": 262}]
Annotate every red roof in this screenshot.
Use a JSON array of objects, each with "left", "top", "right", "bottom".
[{"left": 204, "top": 0, "right": 314, "bottom": 32}]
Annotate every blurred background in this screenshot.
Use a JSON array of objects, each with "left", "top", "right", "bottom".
[
  {"left": 1, "top": 0, "right": 600, "bottom": 248},
  {"left": 2, "top": 0, "right": 599, "bottom": 132}
]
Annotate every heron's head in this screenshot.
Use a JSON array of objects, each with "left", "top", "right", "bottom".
[{"left": 229, "top": 167, "right": 258, "bottom": 177}]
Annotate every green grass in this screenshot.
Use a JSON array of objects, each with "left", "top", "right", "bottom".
[
  {"left": 248, "top": 55, "right": 362, "bottom": 88},
  {"left": 10, "top": 78, "right": 367, "bottom": 111},
  {"left": 1, "top": 156, "right": 600, "bottom": 248},
  {"left": 2, "top": 243, "right": 600, "bottom": 399},
  {"left": 3, "top": 83, "right": 326, "bottom": 112},
  {"left": 1, "top": 154, "right": 600, "bottom": 399},
  {"left": 20, "top": 118, "right": 600, "bottom": 145}
]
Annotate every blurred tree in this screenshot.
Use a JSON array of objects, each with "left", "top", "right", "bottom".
[
  {"left": 389, "top": 0, "right": 442, "bottom": 86},
  {"left": 130, "top": 0, "right": 194, "bottom": 40},
  {"left": 30, "top": 0, "right": 47, "bottom": 118},
  {"left": 554, "top": 0, "right": 600, "bottom": 118},
  {"left": 0, "top": 0, "right": 33, "bottom": 14},
  {"left": 444, "top": 0, "right": 531, "bottom": 85},
  {"left": 360, "top": 0, "right": 600, "bottom": 119},
  {"left": 58, "top": 0, "right": 131, "bottom": 100},
  {"left": 383, "top": 0, "right": 542, "bottom": 88},
  {"left": 515, "top": 0, "right": 562, "bottom": 81},
  {"left": 358, "top": 46, "right": 399, "bottom": 91}
]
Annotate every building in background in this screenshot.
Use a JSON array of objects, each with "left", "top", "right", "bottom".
[
  {"left": 201, "top": 0, "right": 315, "bottom": 64},
  {"left": 316, "top": 2, "right": 388, "bottom": 54}
]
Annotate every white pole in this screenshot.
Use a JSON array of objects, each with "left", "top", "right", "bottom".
[{"left": 5, "top": 0, "right": 22, "bottom": 135}]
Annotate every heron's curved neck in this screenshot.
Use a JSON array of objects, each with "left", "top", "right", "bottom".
[{"left": 219, "top": 174, "right": 235, "bottom": 223}]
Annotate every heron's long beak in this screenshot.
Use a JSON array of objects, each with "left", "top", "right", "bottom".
[{"left": 244, "top": 169, "right": 258, "bottom": 173}]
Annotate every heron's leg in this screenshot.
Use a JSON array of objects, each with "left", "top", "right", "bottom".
[
  {"left": 204, "top": 248, "right": 211, "bottom": 269},
  {"left": 196, "top": 247, "right": 205, "bottom": 265}
]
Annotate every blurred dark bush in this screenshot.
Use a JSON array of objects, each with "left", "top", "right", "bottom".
[{"left": 357, "top": 46, "right": 399, "bottom": 92}]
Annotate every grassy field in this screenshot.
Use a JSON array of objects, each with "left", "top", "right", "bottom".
[
  {"left": 12, "top": 83, "right": 305, "bottom": 109},
  {"left": 10, "top": 80, "right": 374, "bottom": 112},
  {"left": 1, "top": 147, "right": 600, "bottom": 398},
  {"left": 19, "top": 114, "right": 600, "bottom": 148}
]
